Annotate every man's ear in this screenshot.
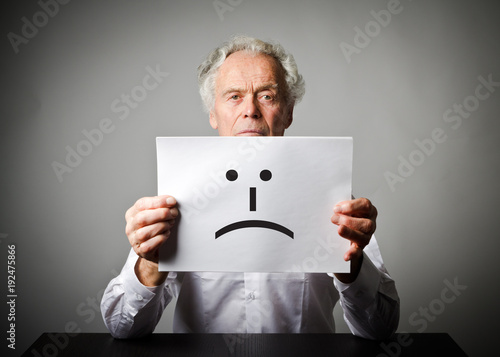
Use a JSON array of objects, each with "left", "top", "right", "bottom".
[
  {"left": 209, "top": 111, "right": 218, "bottom": 130},
  {"left": 284, "top": 104, "right": 294, "bottom": 129}
]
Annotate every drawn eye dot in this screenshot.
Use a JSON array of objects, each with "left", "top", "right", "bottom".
[
  {"left": 226, "top": 169, "right": 238, "bottom": 181},
  {"left": 260, "top": 169, "right": 272, "bottom": 181}
]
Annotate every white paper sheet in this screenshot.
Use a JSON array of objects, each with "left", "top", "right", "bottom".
[{"left": 157, "top": 137, "right": 352, "bottom": 273}]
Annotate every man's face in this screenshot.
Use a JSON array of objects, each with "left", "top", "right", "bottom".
[{"left": 209, "top": 50, "right": 293, "bottom": 137}]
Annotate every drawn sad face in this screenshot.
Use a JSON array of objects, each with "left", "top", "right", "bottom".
[{"left": 215, "top": 169, "right": 294, "bottom": 239}]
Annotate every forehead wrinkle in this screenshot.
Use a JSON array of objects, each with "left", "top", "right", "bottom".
[
  {"left": 221, "top": 83, "right": 279, "bottom": 97},
  {"left": 216, "top": 51, "right": 285, "bottom": 97}
]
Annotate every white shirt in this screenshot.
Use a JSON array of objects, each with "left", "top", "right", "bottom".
[{"left": 101, "top": 235, "right": 399, "bottom": 340}]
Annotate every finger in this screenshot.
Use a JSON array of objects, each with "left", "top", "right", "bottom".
[
  {"left": 132, "top": 207, "right": 179, "bottom": 230},
  {"left": 334, "top": 197, "right": 377, "bottom": 218},
  {"left": 344, "top": 243, "right": 363, "bottom": 261},
  {"left": 126, "top": 206, "right": 177, "bottom": 237},
  {"left": 331, "top": 214, "right": 376, "bottom": 237},
  {"left": 131, "top": 221, "right": 174, "bottom": 246},
  {"left": 126, "top": 195, "right": 177, "bottom": 221},
  {"left": 337, "top": 224, "right": 371, "bottom": 250},
  {"left": 134, "top": 233, "right": 170, "bottom": 259}
]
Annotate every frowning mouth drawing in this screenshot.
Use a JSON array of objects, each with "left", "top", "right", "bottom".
[{"left": 215, "top": 169, "right": 294, "bottom": 239}]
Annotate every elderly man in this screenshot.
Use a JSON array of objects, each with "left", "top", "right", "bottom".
[{"left": 101, "top": 36, "right": 399, "bottom": 339}]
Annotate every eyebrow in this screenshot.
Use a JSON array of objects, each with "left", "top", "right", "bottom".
[{"left": 221, "top": 83, "right": 279, "bottom": 97}]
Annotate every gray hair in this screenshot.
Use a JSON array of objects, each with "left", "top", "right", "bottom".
[{"left": 197, "top": 35, "right": 305, "bottom": 113}]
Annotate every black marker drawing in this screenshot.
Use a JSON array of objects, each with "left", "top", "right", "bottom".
[{"left": 215, "top": 169, "right": 294, "bottom": 239}]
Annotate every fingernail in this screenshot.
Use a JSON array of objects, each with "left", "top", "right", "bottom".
[
  {"left": 331, "top": 214, "right": 339, "bottom": 224},
  {"left": 166, "top": 197, "right": 176, "bottom": 205},
  {"left": 334, "top": 206, "right": 342, "bottom": 213},
  {"left": 170, "top": 208, "right": 179, "bottom": 217}
]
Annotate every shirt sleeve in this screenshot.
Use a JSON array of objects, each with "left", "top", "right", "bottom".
[
  {"left": 333, "top": 235, "right": 400, "bottom": 340},
  {"left": 100, "top": 249, "right": 176, "bottom": 338}
]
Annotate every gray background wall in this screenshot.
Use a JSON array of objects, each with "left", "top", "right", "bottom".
[{"left": 1, "top": 0, "right": 499, "bottom": 355}]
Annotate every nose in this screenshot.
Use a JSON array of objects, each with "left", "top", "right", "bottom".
[{"left": 243, "top": 97, "right": 261, "bottom": 119}]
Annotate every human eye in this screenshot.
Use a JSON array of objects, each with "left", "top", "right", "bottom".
[
  {"left": 226, "top": 92, "right": 241, "bottom": 102},
  {"left": 259, "top": 93, "right": 274, "bottom": 102}
]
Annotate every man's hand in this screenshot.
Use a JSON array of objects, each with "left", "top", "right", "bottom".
[
  {"left": 125, "top": 195, "right": 178, "bottom": 286},
  {"left": 331, "top": 197, "right": 377, "bottom": 283}
]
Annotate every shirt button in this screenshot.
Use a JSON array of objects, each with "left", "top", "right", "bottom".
[
  {"left": 249, "top": 292, "right": 256, "bottom": 300},
  {"left": 123, "top": 315, "right": 133, "bottom": 322},
  {"left": 136, "top": 294, "right": 143, "bottom": 301}
]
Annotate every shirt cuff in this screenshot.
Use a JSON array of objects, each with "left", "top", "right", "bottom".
[
  {"left": 333, "top": 252, "right": 382, "bottom": 309},
  {"left": 121, "top": 250, "right": 167, "bottom": 305}
]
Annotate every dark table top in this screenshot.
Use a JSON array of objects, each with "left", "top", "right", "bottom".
[{"left": 23, "top": 332, "right": 467, "bottom": 357}]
